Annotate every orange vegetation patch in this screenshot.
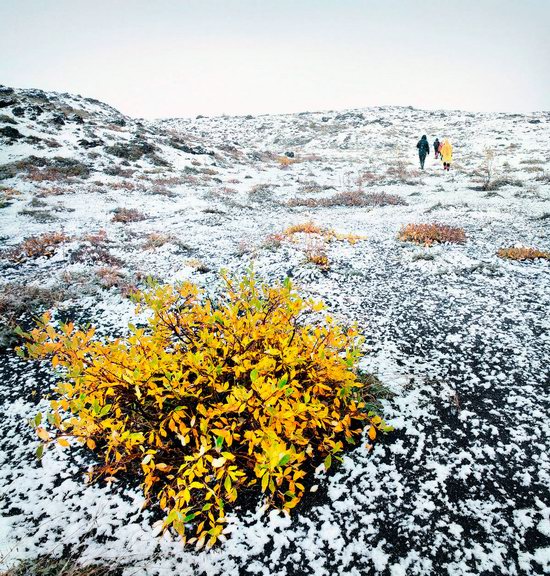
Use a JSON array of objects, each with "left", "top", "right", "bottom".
[
  {"left": 398, "top": 223, "right": 466, "bottom": 246},
  {"left": 283, "top": 221, "right": 366, "bottom": 244},
  {"left": 2, "top": 232, "right": 70, "bottom": 262},
  {"left": 497, "top": 247, "right": 550, "bottom": 260}
]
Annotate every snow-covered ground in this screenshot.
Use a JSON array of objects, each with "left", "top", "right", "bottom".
[{"left": 0, "top": 85, "right": 549, "bottom": 575}]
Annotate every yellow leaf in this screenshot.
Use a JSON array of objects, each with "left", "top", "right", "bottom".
[{"left": 36, "top": 427, "right": 50, "bottom": 441}]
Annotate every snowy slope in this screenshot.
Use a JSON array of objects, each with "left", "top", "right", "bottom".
[{"left": 1, "top": 85, "right": 549, "bottom": 575}]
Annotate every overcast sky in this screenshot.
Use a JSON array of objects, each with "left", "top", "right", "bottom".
[{"left": 0, "top": 0, "right": 548, "bottom": 118}]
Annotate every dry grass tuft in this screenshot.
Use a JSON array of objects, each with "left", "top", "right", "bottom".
[
  {"left": 1, "top": 555, "right": 118, "bottom": 576},
  {"left": 143, "top": 232, "right": 175, "bottom": 250},
  {"left": 399, "top": 223, "right": 466, "bottom": 246},
  {"left": 185, "top": 258, "right": 211, "bottom": 273}
]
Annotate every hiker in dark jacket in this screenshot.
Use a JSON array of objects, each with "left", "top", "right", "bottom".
[
  {"left": 416, "top": 135, "right": 430, "bottom": 169},
  {"left": 433, "top": 138, "right": 441, "bottom": 159}
]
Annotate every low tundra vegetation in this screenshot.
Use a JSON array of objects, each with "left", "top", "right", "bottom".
[
  {"left": 19, "top": 272, "right": 391, "bottom": 548},
  {"left": 264, "top": 222, "right": 366, "bottom": 269},
  {"left": 399, "top": 223, "right": 466, "bottom": 246},
  {"left": 287, "top": 190, "right": 406, "bottom": 208},
  {"left": 282, "top": 221, "right": 366, "bottom": 244},
  {"left": 2, "top": 231, "right": 70, "bottom": 262},
  {"left": 497, "top": 246, "right": 550, "bottom": 260},
  {"left": 111, "top": 207, "right": 148, "bottom": 223}
]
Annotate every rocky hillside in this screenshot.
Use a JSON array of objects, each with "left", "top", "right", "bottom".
[{"left": 1, "top": 85, "right": 549, "bottom": 576}]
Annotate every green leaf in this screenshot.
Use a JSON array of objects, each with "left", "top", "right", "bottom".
[
  {"left": 215, "top": 435, "right": 224, "bottom": 449},
  {"left": 165, "top": 509, "right": 178, "bottom": 525},
  {"left": 35, "top": 444, "right": 44, "bottom": 460},
  {"left": 277, "top": 374, "right": 288, "bottom": 389},
  {"left": 261, "top": 472, "right": 269, "bottom": 492},
  {"left": 99, "top": 404, "right": 112, "bottom": 417},
  {"left": 324, "top": 454, "right": 332, "bottom": 470},
  {"left": 250, "top": 369, "right": 259, "bottom": 382},
  {"left": 278, "top": 454, "right": 291, "bottom": 467},
  {"left": 34, "top": 413, "right": 42, "bottom": 427}
]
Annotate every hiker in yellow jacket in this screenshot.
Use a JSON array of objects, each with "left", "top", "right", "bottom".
[{"left": 440, "top": 139, "right": 453, "bottom": 171}]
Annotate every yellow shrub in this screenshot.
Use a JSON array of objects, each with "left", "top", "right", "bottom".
[{"left": 19, "top": 272, "right": 390, "bottom": 547}]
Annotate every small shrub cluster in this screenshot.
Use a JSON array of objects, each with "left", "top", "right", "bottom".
[
  {"left": 148, "top": 185, "right": 175, "bottom": 197},
  {"left": 36, "top": 184, "right": 69, "bottom": 197},
  {"left": 70, "top": 246, "right": 123, "bottom": 267},
  {"left": 69, "top": 230, "right": 123, "bottom": 267},
  {"left": 2, "top": 232, "right": 70, "bottom": 262},
  {"left": 284, "top": 221, "right": 323, "bottom": 236},
  {"left": 104, "top": 140, "right": 155, "bottom": 162},
  {"left": 18, "top": 207, "right": 59, "bottom": 223},
  {"left": 143, "top": 232, "right": 175, "bottom": 250},
  {"left": 111, "top": 208, "right": 148, "bottom": 223},
  {"left": 0, "top": 156, "right": 89, "bottom": 181},
  {"left": 249, "top": 183, "right": 274, "bottom": 199},
  {"left": 287, "top": 190, "right": 406, "bottom": 208},
  {"left": 299, "top": 181, "right": 335, "bottom": 194},
  {"left": 110, "top": 180, "right": 137, "bottom": 191},
  {"left": 268, "top": 222, "right": 365, "bottom": 269},
  {"left": 385, "top": 161, "right": 420, "bottom": 183},
  {"left": 95, "top": 266, "right": 137, "bottom": 295},
  {"left": 399, "top": 223, "right": 466, "bottom": 246},
  {"left": 497, "top": 247, "right": 550, "bottom": 261},
  {"left": 263, "top": 233, "right": 285, "bottom": 250},
  {"left": 25, "top": 157, "right": 91, "bottom": 181},
  {"left": 21, "top": 273, "right": 390, "bottom": 547},
  {"left": 470, "top": 148, "right": 525, "bottom": 191},
  {"left": 277, "top": 156, "right": 297, "bottom": 167},
  {"left": 305, "top": 239, "right": 330, "bottom": 270},
  {"left": 0, "top": 186, "right": 20, "bottom": 207},
  {"left": 283, "top": 221, "right": 365, "bottom": 245}
]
